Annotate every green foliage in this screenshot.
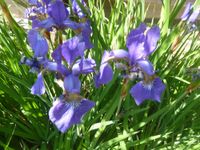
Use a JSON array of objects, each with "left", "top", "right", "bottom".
[{"left": 0, "top": 0, "right": 200, "bottom": 149}]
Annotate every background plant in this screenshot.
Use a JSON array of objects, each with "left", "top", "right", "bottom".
[{"left": 0, "top": 0, "right": 200, "bottom": 149}]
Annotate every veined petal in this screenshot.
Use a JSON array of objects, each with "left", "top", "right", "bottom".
[
  {"left": 130, "top": 77, "right": 165, "bottom": 105},
  {"left": 72, "top": 58, "right": 96, "bottom": 75},
  {"left": 64, "top": 74, "right": 81, "bottom": 93},
  {"left": 73, "top": 99, "right": 95, "bottom": 123},
  {"left": 145, "top": 26, "right": 160, "bottom": 54},
  {"left": 28, "top": 30, "right": 48, "bottom": 57},
  {"left": 137, "top": 59, "right": 155, "bottom": 75},
  {"left": 49, "top": 99, "right": 75, "bottom": 133},
  {"left": 31, "top": 72, "right": 45, "bottom": 95},
  {"left": 49, "top": 97, "right": 95, "bottom": 133}
]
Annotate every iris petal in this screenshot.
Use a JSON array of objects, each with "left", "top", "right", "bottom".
[
  {"left": 64, "top": 74, "right": 81, "bottom": 93},
  {"left": 28, "top": 30, "right": 48, "bottom": 57},
  {"left": 137, "top": 60, "right": 154, "bottom": 75},
  {"left": 48, "top": 0, "right": 68, "bottom": 26},
  {"left": 130, "top": 78, "right": 165, "bottom": 105},
  {"left": 145, "top": 26, "right": 160, "bottom": 55},
  {"left": 31, "top": 72, "right": 45, "bottom": 95},
  {"left": 49, "top": 97, "right": 95, "bottom": 133},
  {"left": 72, "top": 58, "right": 96, "bottom": 75}
]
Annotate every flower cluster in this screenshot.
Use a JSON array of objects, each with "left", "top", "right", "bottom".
[
  {"left": 22, "top": 0, "right": 166, "bottom": 133},
  {"left": 22, "top": 0, "right": 95, "bottom": 133}
]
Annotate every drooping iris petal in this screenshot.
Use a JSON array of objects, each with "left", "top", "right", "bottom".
[
  {"left": 95, "top": 64, "right": 113, "bottom": 87},
  {"left": 48, "top": 0, "right": 68, "bottom": 26},
  {"left": 63, "top": 19, "right": 81, "bottom": 30},
  {"left": 181, "top": 3, "right": 192, "bottom": 21},
  {"left": 64, "top": 74, "right": 81, "bottom": 93},
  {"left": 137, "top": 59, "right": 154, "bottom": 75},
  {"left": 72, "top": 99, "right": 95, "bottom": 123},
  {"left": 49, "top": 99, "right": 75, "bottom": 133},
  {"left": 28, "top": 29, "right": 48, "bottom": 57},
  {"left": 130, "top": 77, "right": 165, "bottom": 105},
  {"left": 49, "top": 97, "right": 95, "bottom": 133},
  {"left": 61, "top": 36, "right": 86, "bottom": 65},
  {"left": 31, "top": 72, "right": 45, "bottom": 95},
  {"left": 145, "top": 26, "right": 160, "bottom": 54},
  {"left": 72, "top": 58, "right": 96, "bottom": 75}
]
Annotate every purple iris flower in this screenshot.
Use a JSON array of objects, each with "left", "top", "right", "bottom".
[
  {"left": 95, "top": 51, "right": 113, "bottom": 87},
  {"left": 106, "top": 24, "right": 165, "bottom": 105},
  {"left": 49, "top": 71, "right": 95, "bottom": 133},
  {"left": 28, "top": 29, "right": 48, "bottom": 58},
  {"left": 130, "top": 78, "right": 165, "bottom": 105},
  {"left": 49, "top": 95, "right": 95, "bottom": 133},
  {"left": 181, "top": 3, "right": 200, "bottom": 23}
]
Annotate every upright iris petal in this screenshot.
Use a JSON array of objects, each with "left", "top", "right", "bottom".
[
  {"left": 144, "top": 26, "right": 160, "bottom": 55},
  {"left": 31, "top": 72, "right": 45, "bottom": 95},
  {"left": 61, "top": 36, "right": 86, "bottom": 66},
  {"left": 48, "top": 0, "right": 68, "bottom": 26},
  {"left": 130, "top": 77, "right": 165, "bottom": 105},
  {"left": 49, "top": 96, "right": 95, "bottom": 133},
  {"left": 28, "top": 29, "right": 48, "bottom": 58}
]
